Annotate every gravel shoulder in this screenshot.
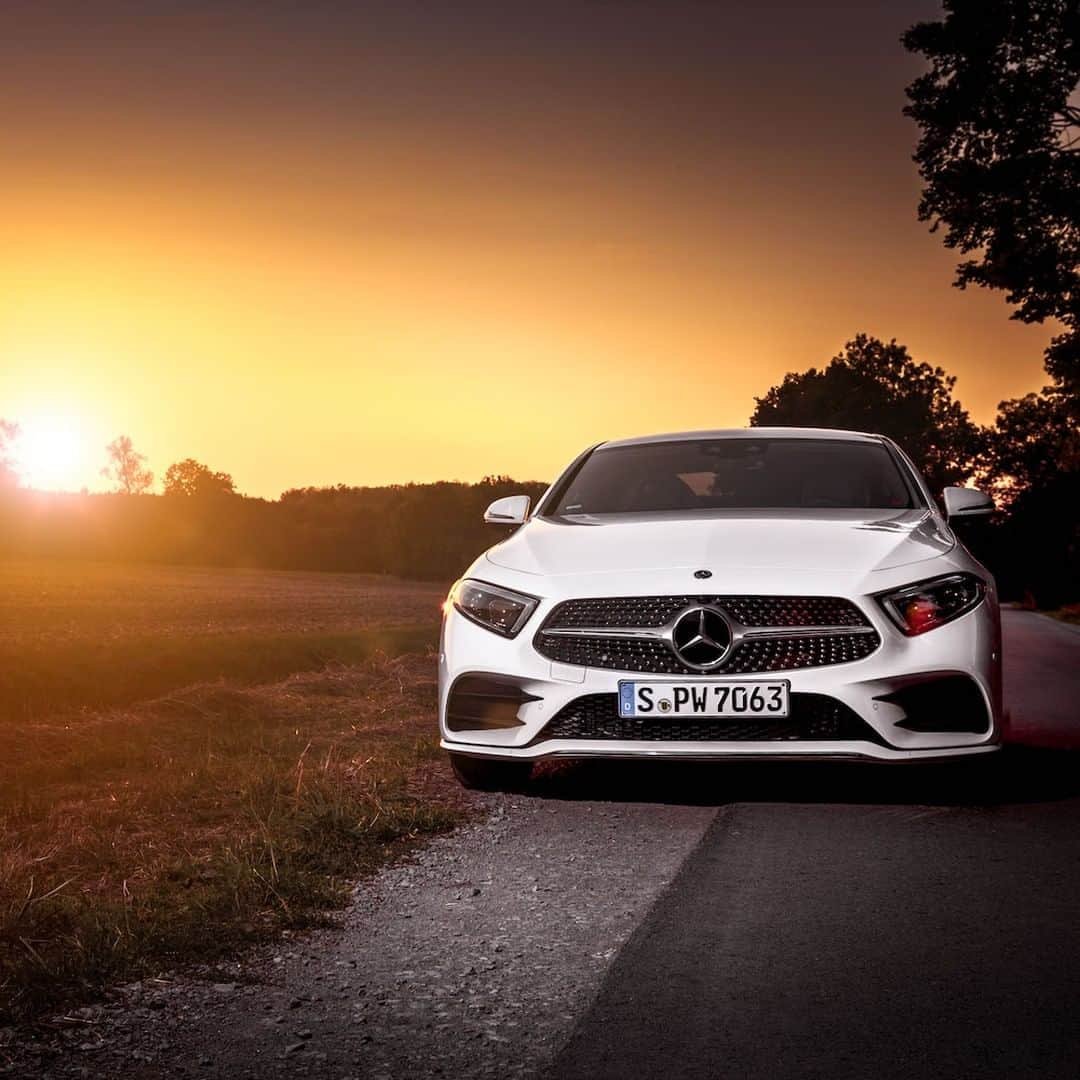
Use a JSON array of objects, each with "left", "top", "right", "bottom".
[{"left": 3, "top": 780, "right": 715, "bottom": 1079}]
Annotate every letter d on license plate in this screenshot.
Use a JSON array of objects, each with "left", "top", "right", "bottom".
[{"left": 618, "top": 679, "right": 790, "bottom": 718}]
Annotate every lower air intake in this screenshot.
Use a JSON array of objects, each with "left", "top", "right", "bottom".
[{"left": 533, "top": 693, "right": 883, "bottom": 744}]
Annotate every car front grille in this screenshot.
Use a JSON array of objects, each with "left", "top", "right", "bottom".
[
  {"left": 534, "top": 595, "right": 879, "bottom": 675},
  {"left": 534, "top": 693, "right": 882, "bottom": 744}
]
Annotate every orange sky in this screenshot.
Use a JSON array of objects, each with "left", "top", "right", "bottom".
[{"left": 0, "top": 1, "right": 1053, "bottom": 496}]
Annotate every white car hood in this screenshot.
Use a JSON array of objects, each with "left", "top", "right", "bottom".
[{"left": 485, "top": 509, "right": 953, "bottom": 579}]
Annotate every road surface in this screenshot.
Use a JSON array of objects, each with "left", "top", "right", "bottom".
[
  {"left": 1002, "top": 609, "right": 1080, "bottom": 748},
  {"left": 4, "top": 610, "right": 1077, "bottom": 1079},
  {"left": 554, "top": 610, "right": 1080, "bottom": 1079}
]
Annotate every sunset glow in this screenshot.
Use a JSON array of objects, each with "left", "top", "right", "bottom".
[
  {"left": 14, "top": 414, "right": 87, "bottom": 492},
  {"left": 0, "top": 2, "right": 1054, "bottom": 497}
]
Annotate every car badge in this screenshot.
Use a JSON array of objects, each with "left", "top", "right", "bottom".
[{"left": 671, "top": 606, "right": 732, "bottom": 670}]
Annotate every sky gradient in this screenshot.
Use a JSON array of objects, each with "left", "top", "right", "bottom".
[{"left": 0, "top": 1, "right": 1054, "bottom": 496}]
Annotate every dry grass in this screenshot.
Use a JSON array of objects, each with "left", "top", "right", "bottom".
[
  {"left": 0, "top": 561, "right": 444, "bottom": 645},
  {"left": 1047, "top": 604, "right": 1080, "bottom": 626},
  {"left": 0, "top": 560, "right": 446, "bottom": 717},
  {"left": 0, "top": 560, "right": 458, "bottom": 1021},
  {"left": 0, "top": 651, "right": 466, "bottom": 1024}
]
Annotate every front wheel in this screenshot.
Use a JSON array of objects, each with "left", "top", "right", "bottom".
[{"left": 448, "top": 753, "right": 532, "bottom": 792}]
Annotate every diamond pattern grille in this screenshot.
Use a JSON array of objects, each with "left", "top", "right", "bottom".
[{"left": 534, "top": 595, "right": 878, "bottom": 675}]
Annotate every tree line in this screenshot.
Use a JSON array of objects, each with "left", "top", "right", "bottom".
[{"left": 0, "top": 473, "right": 549, "bottom": 584}]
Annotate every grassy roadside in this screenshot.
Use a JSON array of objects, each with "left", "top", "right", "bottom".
[
  {"left": 1045, "top": 604, "right": 1080, "bottom": 627},
  {"left": 0, "top": 626, "right": 438, "bottom": 718},
  {"left": 0, "top": 651, "right": 467, "bottom": 1025},
  {"left": 0, "top": 559, "right": 446, "bottom": 720}
]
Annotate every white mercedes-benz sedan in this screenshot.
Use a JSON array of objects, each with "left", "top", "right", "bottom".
[{"left": 438, "top": 428, "right": 1002, "bottom": 789}]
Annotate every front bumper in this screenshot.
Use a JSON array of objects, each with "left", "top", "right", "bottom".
[
  {"left": 440, "top": 740, "right": 1000, "bottom": 763},
  {"left": 438, "top": 587, "right": 1003, "bottom": 764}
]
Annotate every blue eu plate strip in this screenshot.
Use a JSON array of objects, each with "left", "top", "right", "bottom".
[{"left": 619, "top": 682, "right": 636, "bottom": 716}]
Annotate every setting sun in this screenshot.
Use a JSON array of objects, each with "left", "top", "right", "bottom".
[{"left": 15, "top": 414, "right": 86, "bottom": 492}]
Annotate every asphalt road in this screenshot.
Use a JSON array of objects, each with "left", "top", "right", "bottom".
[
  {"left": 553, "top": 610, "right": 1080, "bottom": 1080},
  {"left": 1003, "top": 609, "right": 1080, "bottom": 748}
]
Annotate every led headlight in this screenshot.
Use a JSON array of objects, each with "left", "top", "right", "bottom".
[
  {"left": 450, "top": 579, "right": 539, "bottom": 638},
  {"left": 877, "top": 573, "right": 986, "bottom": 636}
]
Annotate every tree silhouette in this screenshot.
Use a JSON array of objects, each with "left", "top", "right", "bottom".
[
  {"left": 0, "top": 419, "right": 18, "bottom": 487},
  {"left": 749, "top": 334, "right": 984, "bottom": 496},
  {"left": 163, "top": 458, "right": 236, "bottom": 497},
  {"left": 903, "top": 1, "right": 1080, "bottom": 401},
  {"left": 989, "top": 387, "right": 1080, "bottom": 501},
  {"left": 987, "top": 386, "right": 1080, "bottom": 605},
  {"left": 102, "top": 436, "right": 154, "bottom": 495}
]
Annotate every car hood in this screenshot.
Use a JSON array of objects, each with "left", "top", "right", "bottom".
[{"left": 485, "top": 509, "right": 953, "bottom": 580}]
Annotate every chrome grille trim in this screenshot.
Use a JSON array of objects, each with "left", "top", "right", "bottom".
[{"left": 542, "top": 624, "right": 877, "bottom": 640}]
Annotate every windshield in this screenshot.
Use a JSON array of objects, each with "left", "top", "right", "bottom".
[{"left": 547, "top": 438, "right": 918, "bottom": 515}]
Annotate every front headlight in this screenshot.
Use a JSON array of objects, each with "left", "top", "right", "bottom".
[
  {"left": 877, "top": 573, "right": 986, "bottom": 636},
  {"left": 449, "top": 579, "right": 539, "bottom": 638}
]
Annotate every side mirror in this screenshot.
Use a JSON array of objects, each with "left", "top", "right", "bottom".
[
  {"left": 942, "top": 486, "right": 994, "bottom": 520},
  {"left": 483, "top": 494, "right": 531, "bottom": 526}
]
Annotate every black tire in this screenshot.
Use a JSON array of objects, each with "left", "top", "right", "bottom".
[{"left": 449, "top": 753, "right": 532, "bottom": 792}]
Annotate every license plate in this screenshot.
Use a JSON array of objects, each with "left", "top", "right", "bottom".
[{"left": 618, "top": 679, "right": 790, "bottom": 718}]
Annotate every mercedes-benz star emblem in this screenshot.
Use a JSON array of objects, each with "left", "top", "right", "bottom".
[
  {"left": 671, "top": 606, "right": 732, "bottom": 670},
  {"left": 693, "top": 569, "right": 713, "bottom": 579}
]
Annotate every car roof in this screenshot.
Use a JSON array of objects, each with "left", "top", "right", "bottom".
[{"left": 600, "top": 427, "right": 884, "bottom": 449}]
